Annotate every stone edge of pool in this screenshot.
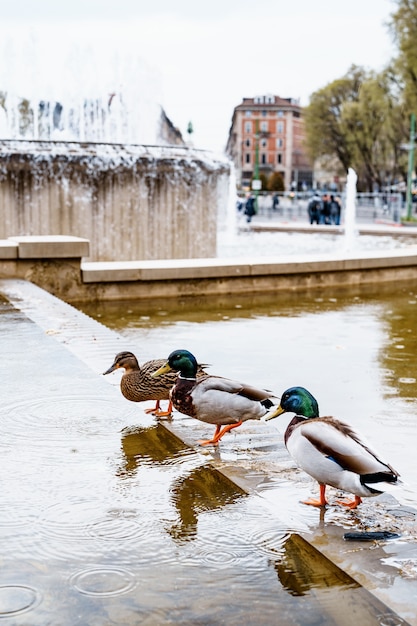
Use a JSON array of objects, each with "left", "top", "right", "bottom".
[
  {"left": 1, "top": 231, "right": 417, "bottom": 303},
  {"left": 1, "top": 277, "right": 416, "bottom": 625}
]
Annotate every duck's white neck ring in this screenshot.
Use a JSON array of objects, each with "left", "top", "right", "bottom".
[{"left": 178, "top": 374, "right": 196, "bottom": 381}]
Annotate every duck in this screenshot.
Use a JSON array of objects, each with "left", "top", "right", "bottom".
[
  {"left": 265, "top": 386, "right": 399, "bottom": 509},
  {"left": 103, "top": 351, "right": 208, "bottom": 418},
  {"left": 152, "top": 349, "right": 278, "bottom": 445}
]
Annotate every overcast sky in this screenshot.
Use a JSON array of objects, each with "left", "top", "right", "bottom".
[{"left": 0, "top": 0, "right": 396, "bottom": 154}]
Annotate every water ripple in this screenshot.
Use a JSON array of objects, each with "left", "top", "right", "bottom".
[
  {"left": 1, "top": 396, "right": 122, "bottom": 444},
  {"left": 0, "top": 585, "right": 40, "bottom": 617},
  {"left": 37, "top": 500, "right": 155, "bottom": 561},
  {"left": 69, "top": 567, "right": 136, "bottom": 597},
  {"left": 249, "top": 526, "right": 291, "bottom": 558}
]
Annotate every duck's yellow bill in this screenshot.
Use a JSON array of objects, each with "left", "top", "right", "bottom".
[
  {"left": 152, "top": 362, "right": 172, "bottom": 377},
  {"left": 264, "top": 405, "right": 285, "bottom": 421}
]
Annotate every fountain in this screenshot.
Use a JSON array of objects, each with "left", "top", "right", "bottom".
[
  {"left": 0, "top": 35, "right": 230, "bottom": 262},
  {"left": 344, "top": 167, "right": 358, "bottom": 250},
  {"left": 0, "top": 140, "right": 230, "bottom": 262}
]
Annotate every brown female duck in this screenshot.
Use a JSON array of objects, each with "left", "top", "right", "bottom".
[{"left": 104, "top": 351, "right": 208, "bottom": 417}]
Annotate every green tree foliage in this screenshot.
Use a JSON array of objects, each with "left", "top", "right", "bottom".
[
  {"left": 267, "top": 171, "right": 285, "bottom": 191},
  {"left": 343, "top": 72, "right": 407, "bottom": 189},
  {"left": 304, "top": 66, "right": 365, "bottom": 173},
  {"left": 303, "top": 0, "right": 417, "bottom": 191},
  {"left": 258, "top": 172, "right": 269, "bottom": 191},
  {"left": 305, "top": 64, "right": 409, "bottom": 190},
  {"left": 389, "top": 0, "right": 417, "bottom": 112}
]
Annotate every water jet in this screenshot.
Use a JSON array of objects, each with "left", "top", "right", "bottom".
[{"left": 344, "top": 167, "right": 358, "bottom": 251}]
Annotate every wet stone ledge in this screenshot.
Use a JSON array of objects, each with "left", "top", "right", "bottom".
[{"left": 1, "top": 235, "right": 417, "bottom": 304}]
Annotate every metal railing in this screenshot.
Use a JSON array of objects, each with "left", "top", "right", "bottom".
[{"left": 243, "top": 191, "right": 408, "bottom": 223}]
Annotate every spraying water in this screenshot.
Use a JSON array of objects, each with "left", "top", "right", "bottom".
[
  {"left": 0, "top": 29, "right": 164, "bottom": 144},
  {"left": 344, "top": 167, "right": 358, "bottom": 251}
]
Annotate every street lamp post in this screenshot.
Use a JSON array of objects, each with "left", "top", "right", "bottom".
[
  {"left": 253, "top": 119, "right": 260, "bottom": 212},
  {"left": 406, "top": 113, "right": 416, "bottom": 220}
]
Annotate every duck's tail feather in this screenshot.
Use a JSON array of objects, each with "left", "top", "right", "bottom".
[{"left": 360, "top": 471, "right": 398, "bottom": 486}]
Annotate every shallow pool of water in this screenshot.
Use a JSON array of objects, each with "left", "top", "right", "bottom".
[
  {"left": 81, "top": 281, "right": 417, "bottom": 507},
  {"left": 5, "top": 292, "right": 413, "bottom": 626}
]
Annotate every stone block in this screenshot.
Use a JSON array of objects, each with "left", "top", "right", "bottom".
[
  {"left": 9, "top": 236, "right": 90, "bottom": 259},
  {"left": 0, "top": 240, "right": 18, "bottom": 259}
]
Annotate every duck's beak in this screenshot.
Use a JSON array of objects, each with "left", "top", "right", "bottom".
[
  {"left": 152, "top": 362, "right": 172, "bottom": 377},
  {"left": 103, "top": 362, "right": 118, "bottom": 375},
  {"left": 264, "top": 404, "right": 285, "bottom": 421}
]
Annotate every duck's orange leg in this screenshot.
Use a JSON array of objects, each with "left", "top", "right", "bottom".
[
  {"left": 144, "top": 400, "right": 173, "bottom": 418},
  {"left": 336, "top": 495, "right": 362, "bottom": 509},
  {"left": 198, "top": 421, "right": 243, "bottom": 446},
  {"left": 302, "top": 484, "right": 328, "bottom": 507}
]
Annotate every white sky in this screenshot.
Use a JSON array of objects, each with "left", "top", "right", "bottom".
[{"left": 0, "top": 0, "right": 397, "bottom": 154}]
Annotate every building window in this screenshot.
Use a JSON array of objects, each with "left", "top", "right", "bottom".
[
  {"left": 277, "top": 110, "right": 283, "bottom": 117},
  {"left": 260, "top": 121, "right": 268, "bottom": 132},
  {"left": 266, "top": 95, "right": 275, "bottom": 104},
  {"left": 277, "top": 153, "right": 282, "bottom": 164},
  {"left": 245, "top": 110, "right": 252, "bottom": 116},
  {"left": 276, "top": 122, "right": 283, "bottom": 133},
  {"left": 245, "top": 138, "right": 251, "bottom": 147},
  {"left": 261, "top": 154, "right": 267, "bottom": 164},
  {"left": 262, "top": 110, "right": 267, "bottom": 117},
  {"left": 245, "top": 153, "right": 251, "bottom": 163},
  {"left": 261, "top": 139, "right": 267, "bottom": 148},
  {"left": 245, "top": 121, "right": 252, "bottom": 133},
  {"left": 276, "top": 138, "right": 283, "bottom": 148}
]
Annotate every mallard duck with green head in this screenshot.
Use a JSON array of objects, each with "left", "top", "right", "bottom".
[
  {"left": 152, "top": 349, "right": 278, "bottom": 445},
  {"left": 104, "top": 351, "right": 208, "bottom": 418},
  {"left": 265, "top": 386, "right": 399, "bottom": 509}
]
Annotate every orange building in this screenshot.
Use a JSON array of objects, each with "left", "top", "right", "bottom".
[{"left": 226, "top": 94, "right": 313, "bottom": 192}]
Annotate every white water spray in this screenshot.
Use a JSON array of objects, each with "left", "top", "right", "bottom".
[
  {"left": 344, "top": 167, "right": 358, "bottom": 251},
  {"left": 0, "top": 28, "right": 164, "bottom": 144}
]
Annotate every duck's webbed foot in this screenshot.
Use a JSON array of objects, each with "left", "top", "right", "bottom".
[
  {"left": 144, "top": 400, "right": 173, "bottom": 418},
  {"left": 198, "top": 421, "right": 243, "bottom": 446},
  {"left": 302, "top": 484, "right": 328, "bottom": 507},
  {"left": 336, "top": 496, "right": 362, "bottom": 509}
]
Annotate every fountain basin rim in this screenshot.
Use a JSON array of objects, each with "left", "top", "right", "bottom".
[{"left": 81, "top": 247, "right": 417, "bottom": 283}]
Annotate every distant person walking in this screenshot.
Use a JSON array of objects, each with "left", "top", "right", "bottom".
[
  {"left": 329, "top": 194, "right": 341, "bottom": 225},
  {"left": 272, "top": 193, "right": 280, "bottom": 212},
  {"left": 321, "top": 193, "right": 331, "bottom": 224},
  {"left": 244, "top": 194, "right": 256, "bottom": 223},
  {"left": 307, "top": 193, "right": 322, "bottom": 225}
]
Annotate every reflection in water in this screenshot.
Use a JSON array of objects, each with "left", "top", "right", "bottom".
[
  {"left": 168, "top": 465, "right": 246, "bottom": 542},
  {"left": 274, "top": 533, "right": 359, "bottom": 596},
  {"left": 272, "top": 534, "right": 406, "bottom": 626},
  {"left": 78, "top": 287, "right": 370, "bottom": 330},
  {"left": 117, "top": 424, "right": 191, "bottom": 477},
  {"left": 379, "top": 289, "right": 417, "bottom": 402},
  {"left": 77, "top": 282, "right": 415, "bottom": 332}
]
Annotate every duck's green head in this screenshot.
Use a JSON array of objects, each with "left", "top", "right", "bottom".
[
  {"left": 265, "top": 386, "right": 319, "bottom": 421},
  {"left": 152, "top": 349, "right": 198, "bottom": 378}
]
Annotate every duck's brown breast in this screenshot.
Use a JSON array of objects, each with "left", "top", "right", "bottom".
[{"left": 171, "top": 378, "right": 197, "bottom": 417}]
